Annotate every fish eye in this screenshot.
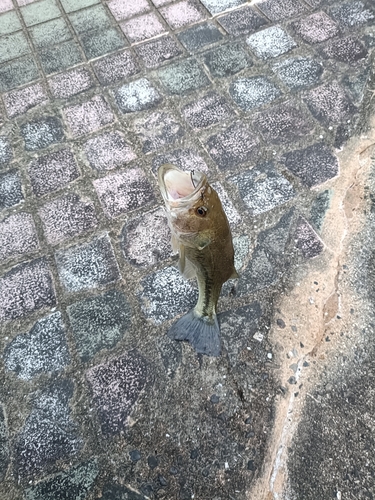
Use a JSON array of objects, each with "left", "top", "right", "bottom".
[{"left": 196, "top": 206, "right": 207, "bottom": 217}]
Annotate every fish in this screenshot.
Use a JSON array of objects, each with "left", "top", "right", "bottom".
[{"left": 158, "top": 163, "right": 238, "bottom": 357}]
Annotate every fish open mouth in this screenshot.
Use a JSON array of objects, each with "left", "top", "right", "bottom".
[{"left": 158, "top": 164, "right": 206, "bottom": 204}]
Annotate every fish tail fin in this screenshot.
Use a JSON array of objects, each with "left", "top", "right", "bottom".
[{"left": 168, "top": 310, "right": 221, "bottom": 357}]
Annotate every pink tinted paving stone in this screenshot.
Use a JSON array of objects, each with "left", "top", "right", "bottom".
[
  {"left": 0, "top": 0, "right": 13, "bottom": 12},
  {"left": 0, "top": 257, "right": 56, "bottom": 322},
  {"left": 48, "top": 68, "right": 94, "bottom": 99},
  {"left": 120, "top": 12, "right": 166, "bottom": 43},
  {"left": 114, "top": 78, "right": 162, "bottom": 113},
  {"left": 86, "top": 351, "right": 148, "bottom": 435},
  {"left": 107, "top": 0, "right": 150, "bottom": 21},
  {"left": 55, "top": 233, "right": 121, "bottom": 292},
  {"left": 295, "top": 216, "right": 324, "bottom": 258},
  {"left": 246, "top": 26, "right": 297, "bottom": 60},
  {"left": 182, "top": 91, "right": 235, "bottom": 129},
  {"left": 28, "top": 148, "right": 80, "bottom": 197},
  {"left": 84, "top": 132, "right": 136, "bottom": 172},
  {"left": 121, "top": 207, "right": 172, "bottom": 267},
  {"left": 3, "top": 83, "right": 48, "bottom": 118},
  {"left": 38, "top": 193, "right": 98, "bottom": 245},
  {"left": 64, "top": 96, "right": 114, "bottom": 137},
  {"left": 92, "top": 50, "right": 139, "bottom": 86},
  {"left": 135, "top": 35, "right": 183, "bottom": 68},
  {"left": 256, "top": 0, "right": 307, "bottom": 21},
  {"left": 160, "top": 0, "right": 205, "bottom": 30},
  {"left": 93, "top": 168, "right": 155, "bottom": 218},
  {"left": 151, "top": 147, "right": 209, "bottom": 176},
  {"left": 330, "top": 1, "right": 374, "bottom": 28},
  {"left": 217, "top": 6, "right": 267, "bottom": 36},
  {"left": 0, "top": 169, "right": 24, "bottom": 210},
  {"left": 0, "top": 212, "right": 39, "bottom": 262},
  {"left": 322, "top": 36, "right": 368, "bottom": 64},
  {"left": 133, "top": 111, "right": 184, "bottom": 153},
  {"left": 292, "top": 12, "right": 340, "bottom": 44}
]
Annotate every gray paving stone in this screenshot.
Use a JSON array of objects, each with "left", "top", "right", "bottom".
[
  {"left": 139, "top": 266, "right": 197, "bottom": 324},
  {"left": 237, "top": 246, "right": 278, "bottom": 294},
  {"left": 79, "top": 27, "right": 126, "bottom": 60},
  {"left": 0, "top": 169, "right": 24, "bottom": 210},
  {"left": 200, "top": 0, "right": 245, "bottom": 15},
  {"left": 29, "top": 18, "right": 72, "bottom": 48},
  {"left": 38, "top": 40, "right": 83, "bottom": 75},
  {"left": 84, "top": 131, "right": 137, "bottom": 171},
  {"left": 20, "top": 116, "right": 65, "bottom": 151},
  {"left": 177, "top": 22, "right": 223, "bottom": 51},
  {"left": 212, "top": 181, "right": 241, "bottom": 225},
  {"left": 303, "top": 81, "right": 356, "bottom": 126},
  {"left": 295, "top": 216, "right": 324, "bottom": 258},
  {"left": 0, "top": 55, "right": 39, "bottom": 92},
  {"left": 0, "top": 212, "right": 39, "bottom": 261},
  {"left": 86, "top": 350, "right": 149, "bottom": 434},
  {"left": 28, "top": 148, "right": 80, "bottom": 196},
  {"left": 55, "top": 234, "right": 121, "bottom": 292},
  {"left": 229, "top": 76, "right": 282, "bottom": 111},
  {"left": 114, "top": 78, "right": 162, "bottom": 113},
  {"left": 160, "top": 0, "right": 205, "bottom": 30},
  {"left": 20, "top": 0, "right": 61, "bottom": 27},
  {"left": 329, "top": 1, "right": 374, "bottom": 28},
  {"left": 92, "top": 49, "right": 140, "bottom": 85},
  {"left": 292, "top": 12, "right": 340, "bottom": 44},
  {"left": 0, "top": 257, "right": 56, "bottom": 322},
  {"left": 257, "top": 208, "right": 295, "bottom": 256},
  {"left": 107, "top": 0, "right": 150, "bottom": 21},
  {"left": 4, "top": 312, "right": 70, "bottom": 380},
  {"left": 67, "top": 289, "right": 132, "bottom": 361},
  {"left": 205, "top": 121, "right": 260, "bottom": 170},
  {"left": 158, "top": 58, "right": 210, "bottom": 95},
  {"left": 282, "top": 142, "right": 339, "bottom": 187},
  {"left": 24, "top": 460, "right": 99, "bottom": 500},
  {"left": 101, "top": 483, "right": 148, "bottom": 500},
  {"left": 0, "top": 31, "right": 31, "bottom": 64},
  {"left": 310, "top": 189, "right": 331, "bottom": 231},
  {"left": 14, "top": 379, "right": 83, "bottom": 477},
  {"left": 182, "top": 91, "right": 235, "bottom": 129},
  {"left": 64, "top": 95, "right": 114, "bottom": 137},
  {"left": 229, "top": 162, "right": 296, "bottom": 215},
  {"left": 0, "top": 405, "right": 9, "bottom": 482},
  {"left": 3, "top": 82, "right": 48, "bottom": 118},
  {"left": 246, "top": 25, "right": 297, "bottom": 60},
  {"left": 48, "top": 67, "right": 94, "bottom": 99},
  {"left": 119, "top": 12, "right": 166, "bottom": 43},
  {"left": 272, "top": 57, "right": 323, "bottom": 90},
  {"left": 133, "top": 111, "right": 184, "bottom": 153},
  {"left": 0, "top": 135, "right": 12, "bottom": 167},
  {"left": 0, "top": 10, "right": 22, "bottom": 36},
  {"left": 39, "top": 193, "right": 98, "bottom": 244},
  {"left": 217, "top": 6, "right": 267, "bottom": 36},
  {"left": 157, "top": 335, "right": 182, "bottom": 379},
  {"left": 321, "top": 36, "right": 368, "bottom": 63},
  {"left": 121, "top": 206, "right": 171, "bottom": 267},
  {"left": 135, "top": 35, "right": 183, "bottom": 69},
  {"left": 60, "top": 0, "right": 100, "bottom": 13},
  {"left": 256, "top": 0, "right": 307, "bottom": 21},
  {"left": 203, "top": 42, "right": 252, "bottom": 78},
  {"left": 68, "top": 4, "right": 111, "bottom": 34},
  {"left": 253, "top": 101, "right": 315, "bottom": 144},
  {"left": 151, "top": 147, "right": 209, "bottom": 176}
]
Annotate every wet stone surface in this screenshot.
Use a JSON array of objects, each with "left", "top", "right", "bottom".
[
  {"left": 84, "top": 131, "right": 136, "bottom": 171},
  {"left": 0, "top": 212, "right": 39, "bottom": 261},
  {"left": 182, "top": 91, "right": 235, "bottom": 129},
  {"left": 132, "top": 111, "right": 184, "bottom": 153},
  {"left": 157, "top": 58, "right": 210, "bottom": 95},
  {"left": 203, "top": 42, "right": 252, "bottom": 77},
  {"left": 272, "top": 57, "right": 324, "bottom": 90},
  {"left": 114, "top": 77, "right": 162, "bottom": 113},
  {"left": 20, "top": 117, "right": 65, "bottom": 151},
  {"left": 3, "top": 83, "right": 48, "bottom": 118},
  {"left": 0, "top": 169, "right": 24, "bottom": 210},
  {"left": 246, "top": 25, "right": 297, "bottom": 60},
  {"left": 229, "top": 76, "right": 282, "bottom": 111},
  {"left": 217, "top": 5, "right": 267, "bottom": 36},
  {"left": 63, "top": 95, "right": 114, "bottom": 137}
]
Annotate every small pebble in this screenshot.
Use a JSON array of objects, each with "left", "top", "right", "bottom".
[
  {"left": 210, "top": 394, "right": 219, "bottom": 404},
  {"left": 129, "top": 450, "right": 141, "bottom": 462},
  {"left": 276, "top": 318, "right": 286, "bottom": 328},
  {"left": 147, "top": 455, "right": 158, "bottom": 469}
]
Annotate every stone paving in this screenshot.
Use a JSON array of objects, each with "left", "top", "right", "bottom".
[{"left": 0, "top": 0, "right": 374, "bottom": 498}]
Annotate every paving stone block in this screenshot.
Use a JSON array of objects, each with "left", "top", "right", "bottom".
[
  {"left": 92, "top": 49, "right": 140, "bottom": 85},
  {"left": 20, "top": 0, "right": 61, "bottom": 27},
  {"left": 310, "top": 189, "right": 331, "bottom": 231},
  {"left": 282, "top": 142, "right": 339, "bottom": 187},
  {"left": 84, "top": 131, "right": 136, "bottom": 171},
  {"left": 69, "top": 4, "right": 111, "bottom": 34},
  {"left": 217, "top": 6, "right": 267, "bottom": 36},
  {"left": 0, "top": 31, "right": 30, "bottom": 64},
  {"left": 0, "top": 257, "right": 56, "bottom": 322},
  {"left": 203, "top": 42, "right": 251, "bottom": 77},
  {"left": 151, "top": 147, "right": 209, "bottom": 176},
  {"left": 24, "top": 460, "right": 99, "bottom": 500},
  {"left": 256, "top": 0, "right": 307, "bottom": 21},
  {"left": 93, "top": 168, "right": 155, "bottom": 217},
  {"left": 38, "top": 40, "right": 83, "bottom": 74},
  {"left": 108, "top": 0, "right": 150, "bottom": 21},
  {"left": 14, "top": 379, "right": 82, "bottom": 477},
  {"left": 60, "top": 0, "right": 99, "bottom": 13},
  {"left": 321, "top": 36, "right": 368, "bottom": 63},
  {"left": 139, "top": 266, "right": 197, "bottom": 323},
  {"left": 0, "top": 169, "right": 24, "bottom": 210},
  {"left": 253, "top": 101, "right": 315, "bottom": 144},
  {"left": 0, "top": 56, "right": 39, "bottom": 92},
  {"left": 135, "top": 35, "right": 183, "bottom": 68},
  {"left": 120, "top": 12, "right": 166, "bottom": 43},
  {"left": 295, "top": 216, "right": 323, "bottom": 258},
  {"left": 121, "top": 206, "right": 171, "bottom": 267},
  {"left": 200, "top": 0, "right": 245, "bottom": 15},
  {"left": 4, "top": 312, "right": 70, "bottom": 380},
  {"left": 64, "top": 95, "right": 114, "bottom": 137},
  {"left": 67, "top": 289, "right": 132, "bottom": 361},
  {"left": 0, "top": 135, "right": 12, "bottom": 167},
  {"left": 39, "top": 193, "right": 98, "bottom": 244},
  {"left": 212, "top": 181, "right": 240, "bottom": 225},
  {"left": 292, "top": 12, "right": 340, "bottom": 44},
  {"left": 3, "top": 82, "right": 48, "bottom": 118},
  {"left": 101, "top": 484, "right": 148, "bottom": 500},
  {"left": 230, "top": 162, "right": 295, "bottom": 215},
  {"left": 29, "top": 18, "right": 72, "bottom": 48},
  {"left": 114, "top": 78, "right": 162, "bottom": 113},
  {"left": 48, "top": 67, "right": 93, "bottom": 99},
  {"left": 160, "top": 0, "right": 205, "bottom": 30},
  {"left": 86, "top": 350, "right": 149, "bottom": 434},
  {"left": 205, "top": 121, "right": 260, "bottom": 170},
  {"left": 330, "top": 1, "right": 374, "bottom": 28},
  {"left": 21, "top": 116, "right": 64, "bottom": 151},
  {"left": 303, "top": 81, "right": 355, "bottom": 126},
  {"left": 152, "top": 0, "right": 170, "bottom": 6},
  {"left": 55, "top": 234, "right": 121, "bottom": 292},
  {"left": 246, "top": 25, "right": 297, "bottom": 60},
  {"left": 0, "top": 0, "right": 14, "bottom": 14},
  {"left": 229, "top": 76, "right": 282, "bottom": 111},
  {"left": 0, "top": 404, "right": 9, "bottom": 482},
  {"left": 0, "top": 212, "right": 39, "bottom": 261},
  {"left": 158, "top": 58, "right": 210, "bottom": 94},
  {"left": 133, "top": 110, "right": 184, "bottom": 153},
  {"left": 0, "top": 10, "right": 22, "bottom": 35},
  {"left": 272, "top": 57, "right": 323, "bottom": 90},
  {"left": 80, "top": 27, "right": 126, "bottom": 60},
  {"left": 178, "top": 22, "right": 223, "bottom": 51},
  {"left": 182, "top": 91, "right": 235, "bottom": 129},
  {"left": 28, "top": 148, "right": 79, "bottom": 196}
]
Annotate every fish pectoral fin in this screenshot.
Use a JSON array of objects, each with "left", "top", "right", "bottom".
[
  {"left": 180, "top": 257, "right": 196, "bottom": 280},
  {"left": 230, "top": 268, "right": 239, "bottom": 279},
  {"left": 171, "top": 233, "right": 179, "bottom": 253},
  {"left": 196, "top": 236, "right": 211, "bottom": 251}
]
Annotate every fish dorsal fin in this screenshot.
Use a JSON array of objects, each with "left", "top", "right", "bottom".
[{"left": 178, "top": 245, "right": 196, "bottom": 279}]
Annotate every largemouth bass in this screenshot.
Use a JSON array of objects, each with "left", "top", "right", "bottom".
[{"left": 158, "top": 164, "right": 238, "bottom": 356}]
